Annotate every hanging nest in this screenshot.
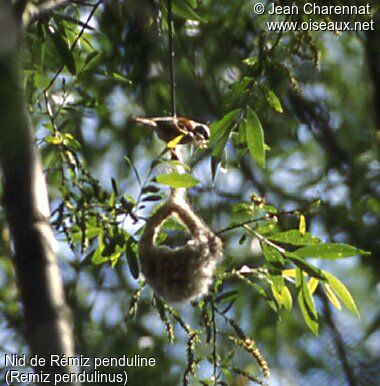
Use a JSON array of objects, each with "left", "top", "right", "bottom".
[{"left": 138, "top": 190, "right": 223, "bottom": 302}]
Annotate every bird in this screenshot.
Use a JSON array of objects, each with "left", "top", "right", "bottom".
[{"left": 133, "top": 116, "right": 210, "bottom": 147}]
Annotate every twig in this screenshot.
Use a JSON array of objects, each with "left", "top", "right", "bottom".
[
  {"left": 267, "top": 15, "right": 290, "bottom": 56},
  {"left": 216, "top": 217, "right": 267, "bottom": 236},
  {"left": 52, "top": 13, "right": 96, "bottom": 30},
  {"left": 211, "top": 299, "right": 217, "bottom": 384},
  {"left": 244, "top": 226, "right": 286, "bottom": 254}
]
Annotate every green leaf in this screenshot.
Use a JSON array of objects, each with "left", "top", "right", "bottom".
[
  {"left": 156, "top": 173, "right": 199, "bottom": 188},
  {"left": 63, "top": 133, "right": 81, "bottom": 149},
  {"left": 266, "top": 90, "right": 283, "bottom": 113},
  {"left": 141, "top": 184, "right": 161, "bottom": 194},
  {"left": 271, "top": 282, "right": 292, "bottom": 311},
  {"left": 111, "top": 72, "right": 132, "bottom": 84},
  {"left": 211, "top": 156, "right": 219, "bottom": 181},
  {"left": 85, "top": 51, "right": 99, "bottom": 66},
  {"left": 254, "top": 220, "right": 278, "bottom": 235},
  {"left": 270, "top": 270, "right": 284, "bottom": 289},
  {"left": 209, "top": 109, "right": 240, "bottom": 158},
  {"left": 108, "top": 191, "right": 116, "bottom": 207},
  {"left": 215, "top": 290, "right": 239, "bottom": 303},
  {"left": 92, "top": 246, "right": 108, "bottom": 265},
  {"left": 44, "top": 135, "right": 62, "bottom": 145},
  {"left": 286, "top": 253, "right": 326, "bottom": 279},
  {"left": 262, "top": 243, "right": 284, "bottom": 267},
  {"left": 47, "top": 27, "right": 76, "bottom": 75},
  {"left": 242, "top": 57, "right": 258, "bottom": 67},
  {"left": 323, "top": 283, "right": 341, "bottom": 311},
  {"left": 126, "top": 239, "right": 140, "bottom": 279},
  {"left": 111, "top": 178, "right": 118, "bottom": 195},
  {"left": 282, "top": 269, "right": 296, "bottom": 278},
  {"left": 308, "top": 277, "right": 319, "bottom": 294},
  {"left": 296, "top": 269, "right": 318, "bottom": 335},
  {"left": 245, "top": 107, "right": 265, "bottom": 168},
  {"left": 173, "top": 0, "right": 204, "bottom": 22},
  {"left": 109, "top": 247, "right": 123, "bottom": 267},
  {"left": 238, "top": 120, "right": 246, "bottom": 145},
  {"left": 141, "top": 194, "right": 163, "bottom": 202},
  {"left": 262, "top": 204, "right": 278, "bottom": 214},
  {"left": 323, "top": 271, "right": 359, "bottom": 317},
  {"left": 124, "top": 156, "right": 141, "bottom": 186},
  {"left": 184, "top": 0, "right": 197, "bottom": 7},
  {"left": 294, "top": 243, "right": 370, "bottom": 260},
  {"left": 238, "top": 234, "right": 247, "bottom": 245},
  {"left": 268, "top": 230, "right": 321, "bottom": 246},
  {"left": 162, "top": 159, "right": 191, "bottom": 172},
  {"left": 300, "top": 273, "right": 317, "bottom": 320},
  {"left": 299, "top": 215, "right": 306, "bottom": 235},
  {"left": 269, "top": 270, "right": 293, "bottom": 311},
  {"left": 281, "top": 286, "right": 293, "bottom": 311},
  {"left": 298, "top": 290, "right": 318, "bottom": 336},
  {"left": 25, "top": 73, "right": 36, "bottom": 102},
  {"left": 123, "top": 194, "right": 136, "bottom": 206},
  {"left": 232, "top": 202, "right": 255, "bottom": 216},
  {"left": 86, "top": 225, "right": 101, "bottom": 240}
]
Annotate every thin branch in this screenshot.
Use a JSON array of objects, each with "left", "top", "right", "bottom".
[
  {"left": 211, "top": 299, "right": 217, "bottom": 384},
  {"left": 52, "top": 13, "right": 96, "bottom": 30},
  {"left": 216, "top": 217, "right": 267, "bottom": 236},
  {"left": 245, "top": 226, "right": 286, "bottom": 255},
  {"left": 267, "top": 14, "right": 290, "bottom": 57}
]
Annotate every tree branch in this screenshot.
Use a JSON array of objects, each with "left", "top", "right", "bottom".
[{"left": 0, "top": 4, "right": 77, "bottom": 385}]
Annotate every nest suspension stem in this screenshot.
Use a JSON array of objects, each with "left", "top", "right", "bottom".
[{"left": 167, "top": 0, "right": 176, "bottom": 117}]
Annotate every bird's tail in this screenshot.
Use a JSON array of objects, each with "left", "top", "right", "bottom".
[{"left": 132, "top": 117, "right": 157, "bottom": 128}]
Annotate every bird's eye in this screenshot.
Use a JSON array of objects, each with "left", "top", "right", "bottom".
[{"left": 193, "top": 125, "right": 210, "bottom": 140}]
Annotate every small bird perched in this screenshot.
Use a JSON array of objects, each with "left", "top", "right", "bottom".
[{"left": 133, "top": 116, "right": 210, "bottom": 147}]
